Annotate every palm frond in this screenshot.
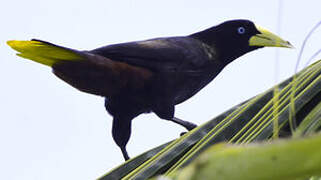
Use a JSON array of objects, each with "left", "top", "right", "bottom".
[{"left": 100, "top": 59, "right": 321, "bottom": 180}]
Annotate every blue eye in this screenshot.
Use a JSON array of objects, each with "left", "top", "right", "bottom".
[{"left": 237, "top": 27, "right": 246, "bottom": 34}]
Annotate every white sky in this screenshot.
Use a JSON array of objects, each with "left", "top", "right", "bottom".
[{"left": 1, "top": 0, "right": 320, "bottom": 179}]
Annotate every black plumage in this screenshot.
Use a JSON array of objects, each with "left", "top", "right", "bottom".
[{"left": 8, "top": 19, "right": 292, "bottom": 161}]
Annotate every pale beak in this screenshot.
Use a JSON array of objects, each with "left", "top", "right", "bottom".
[{"left": 249, "top": 25, "right": 294, "bottom": 48}]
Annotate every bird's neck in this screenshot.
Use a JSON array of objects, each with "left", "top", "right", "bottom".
[
  {"left": 190, "top": 28, "right": 257, "bottom": 66},
  {"left": 190, "top": 27, "right": 218, "bottom": 49}
]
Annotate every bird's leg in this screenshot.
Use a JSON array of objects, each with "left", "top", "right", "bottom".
[
  {"left": 154, "top": 104, "right": 197, "bottom": 131},
  {"left": 112, "top": 117, "right": 132, "bottom": 161},
  {"left": 171, "top": 117, "right": 197, "bottom": 131},
  {"left": 120, "top": 146, "right": 130, "bottom": 161}
]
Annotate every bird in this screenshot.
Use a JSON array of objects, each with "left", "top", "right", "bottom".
[{"left": 7, "top": 19, "right": 293, "bottom": 161}]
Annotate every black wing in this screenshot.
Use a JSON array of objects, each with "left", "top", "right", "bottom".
[{"left": 89, "top": 37, "right": 212, "bottom": 72}]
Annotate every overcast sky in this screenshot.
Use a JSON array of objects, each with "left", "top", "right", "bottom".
[{"left": 1, "top": 0, "right": 321, "bottom": 179}]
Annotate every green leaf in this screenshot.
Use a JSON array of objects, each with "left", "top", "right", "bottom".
[
  {"left": 99, "top": 141, "right": 171, "bottom": 179},
  {"left": 294, "top": 101, "right": 321, "bottom": 137},
  {"left": 169, "top": 132, "right": 321, "bottom": 180}
]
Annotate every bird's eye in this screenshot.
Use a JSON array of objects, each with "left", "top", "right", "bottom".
[{"left": 237, "top": 27, "right": 246, "bottom": 34}]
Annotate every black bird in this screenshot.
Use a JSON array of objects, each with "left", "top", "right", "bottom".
[{"left": 7, "top": 19, "right": 292, "bottom": 160}]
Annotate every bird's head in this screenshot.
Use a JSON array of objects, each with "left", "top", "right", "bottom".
[{"left": 191, "top": 19, "right": 293, "bottom": 64}]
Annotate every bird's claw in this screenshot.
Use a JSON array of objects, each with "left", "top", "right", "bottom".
[{"left": 180, "top": 132, "right": 187, "bottom": 136}]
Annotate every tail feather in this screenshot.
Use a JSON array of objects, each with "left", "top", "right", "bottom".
[{"left": 7, "top": 39, "right": 84, "bottom": 67}]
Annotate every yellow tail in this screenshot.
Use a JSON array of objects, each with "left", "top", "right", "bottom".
[{"left": 7, "top": 39, "right": 84, "bottom": 67}]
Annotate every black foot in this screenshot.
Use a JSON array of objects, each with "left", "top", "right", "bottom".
[
  {"left": 121, "top": 147, "right": 130, "bottom": 161},
  {"left": 180, "top": 132, "right": 187, "bottom": 136},
  {"left": 172, "top": 117, "right": 197, "bottom": 131}
]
